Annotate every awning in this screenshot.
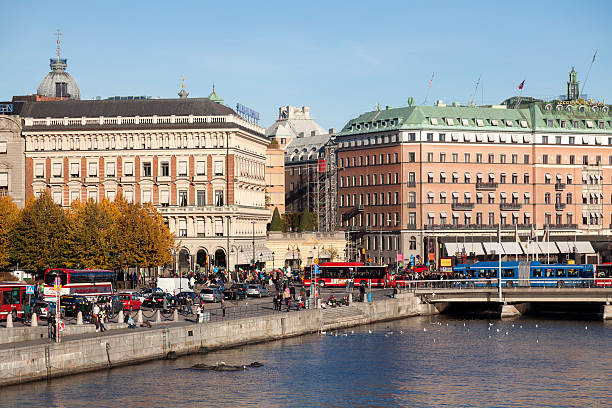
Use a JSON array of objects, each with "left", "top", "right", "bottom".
[
  {"left": 502, "top": 242, "right": 523, "bottom": 255},
  {"left": 524, "top": 212, "right": 531, "bottom": 217},
  {"left": 427, "top": 192, "right": 434, "bottom": 198},
  {"left": 440, "top": 212, "right": 447, "bottom": 217},
  {"left": 489, "top": 192, "right": 495, "bottom": 198},
  {"left": 453, "top": 172, "right": 459, "bottom": 177},
  {"left": 524, "top": 192, "right": 531, "bottom": 198},
  {"left": 521, "top": 241, "right": 542, "bottom": 254},
  {"left": 464, "top": 192, "right": 471, "bottom": 198},
  {"left": 440, "top": 192, "right": 447, "bottom": 197},
  {"left": 483, "top": 242, "right": 504, "bottom": 255},
  {"left": 440, "top": 172, "right": 446, "bottom": 177},
  {"left": 567, "top": 174, "right": 573, "bottom": 180},
  {"left": 427, "top": 212, "right": 435, "bottom": 217},
  {"left": 512, "top": 192, "right": 519, "bottom": 198},
  {"left": 574, "top": 241, "right": 595, "bottom": 253},
  {"left": 476, "top": 192, "right": 483, "bottom": 199},
  {"left": 540, "top": 241, "right": 560, "bottom": 254},
  {"left": 444, "top": 242, "right": 485, "bottom": 256},
  {"left": 556, "top": 241, "right": 572, "bottom": 252},
  {"left": 452, "top": 192, "right": 459, "bottom": 198},
  {"left": 500, "top": 192, "right": 507, "bottom": 198},
  {"left": 464, "top": 172, "right": 471, "bottom": 177}
]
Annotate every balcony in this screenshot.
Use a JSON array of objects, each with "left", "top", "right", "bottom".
[
  {"left": 547, "top": 224, "right": 577, "bottom": 230},
  {"left": 499, "top": 203, "right": 522, "bottom": 211},
  {"left": 451, "top": 202, "right": 475, "bottom": 210},
  {"left": 476, "top": 182, "right": 498, "bottom": 190},
  {"left": 555, "top": 203, "right": 566, "bottom": 211},
  {"left": 407, "top": 202, "right": 416, "bottom": 208},
  {"left": 407, "top": 181, "right": 416, "bottom": 188},
  {"left": 406, "top": 223, "right": 417, "bottom": 230},
  {"left": 555, "top": 183, "right": 566, "bottom": 191}
]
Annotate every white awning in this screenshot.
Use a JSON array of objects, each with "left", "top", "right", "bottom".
[
  {"left": 502, "top": 242, "right": 523, "bottom": 255},
  {"left": 428, "top": 172, "right": 434, "bottom": 177},
  {"left": 521, "top": 241, "right": 542, "bottom": 254},
  {"left": 453, "top": 172, "right": 459, "bottom": 177},
  {"left": 452, "top": 192, "right": 459, "bottom": 198},
  {"left": 476, "top": 192, "right": 483, "bottom": 199},
  {"left": 483, "top": 242, "right": 504, "bottom": 255},
  {"left": 512, "top": 192, "right": 519, "bottom": 198},
  {"left": 574, "top": 241, "right": 595, "bottom": 253},
  {"left": 440, "top": 192, "right": 447, "bottom": 197},
  {"left": 524, "top": 212, "right": 531, "bottom": 217},
  {"left": 567, "top": 174, "right": 573, "bottom": 180},
  {"left": 440, "top": 212, "right": 447, "bottom": 217},
  {"left": 500, "top": 192, "right": 507, "bottom": 198},
  {"left": 540, "top": 241, "right": 560, "bottom": 254},
  {"left": 440, "top": 172, "right": 446, "bottom": 177},
  {"left": 524, "top": 192, "right": 531, "bottom": 198},
  {"left": 464, "top": 192, "right": 471, "bottom": 198},
  {"left": 427, "top": 192, "right": 434, "bottom": 198},
  {"left": 445, "top": 242, "right": 485, "bottom": 256},
  {"left": 488, "top": 192, "right": 495, "bottom": 198},
  {"left": 427, "top": 212, "right": 435, "bottom": 217},
  {"left": 555, "top": 241, "right": 572, "bottom": 252}
]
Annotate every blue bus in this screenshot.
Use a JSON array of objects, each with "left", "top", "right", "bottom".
[{"left": 453, "top": 261, "right": 594, "bottom": 288}]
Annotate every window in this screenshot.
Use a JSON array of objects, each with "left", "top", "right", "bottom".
[
  {"left": 542, "top": 154, "right": 548, "bottom": 164},
  {"left": 178, "top": 161, "right": 188, "bottom": 176},
  {"left": 500, "top": 154, "right": 506, "bottom": 164},
  {"left": 488, "top": 213, "right": 495, "bottom": 225},
  {"left": 583, "top": 155, "right": 589, "bottom": 165},
  {"left": 452, "top": 173, "right": 458, "bottom": 183},
  {"left": 160, "top": 190, "right": 169, "bottom": 206},
  {"left": 52, "top": 163, "right": 62, "bottom": 177},
  {"left": 488, "top": 154, "right": 494, "bottom": 164},
  {"left": 178, "top": 190, "right": 188, "bottom": 206},
  {"left": 545, "top": 193, "right": 551, "bottom": 204},
  {"left": 426, "top": 133, "right": 433, "bottom": 141},
  {"left": 178, "top": 219, "right": 187, "bottom": 237},
  {"left": 440, "top": 153, "right": 446, "bottom": 163},
  {"left": 569, "top": 155, "right": 575, "bottom": 165},
  {"left": 87, "top": 162, "right": 97, "bottom": 177},
  {"left": 511, "top": 154, "right": 518, "bottom": 164},
  {"left": 52, "top": 190, "right": 62, "bottom": 204},
  {"left": 408, "top": 133, "right": 416, "bottom": 141},
  {"left": 542, "top": 135, "right": 549, "bottom": 143},
  {"left": 0, "top": 141, "right": 6, "bottom": 154},
  {"left": 142, "top": 162, "right": 152, "bottom": 177},
  {"left": 142, "top": 190, "right": 152, "bottom": 203},
  {"left": 524, "top": 193, "right": 530, "bottom": 204},
  {"left": 555, "top": 136, "right": 562, "bottom": 144},
  {"left": 512, "top": 174, "right": 518, "bottom": 184},
  {"left": 106, "top": 162, "right": 115, "bottom": 177},
  {"left": 214, "top": 161, "right": 223, "bottom": 175},
  {"left": 427, "top": 152, "right": 433, "bottom": 162},
  {"left": 215, "top": 190, "right": 224, "bottom": 206},
  {"left": 500, "top": 173, "right": 506, "bottom": 184},
  {"left": 464, "top": 153, "right": 470, "bottom": 163},
  {"left": 124, "top": 190, "right": 133, "bottom": 202},
  {"left": 439, "top": 133, "right": 446, "bottom": 142},
  {"left": 408, "top": 152, "right": 416, "bottom": 162},
  {"left": 440, "top": 173, "right": 446, "bottom": 183},
  {"left": 124, "top": 162, "right": 134, "bottom": 176},
  {"left": 523, "top": 154, "right": 530, "bottom": 164},
  {"left": 452, "top": 153, "right": 458, "bottom": 163},
  {"left": 34, "top": 163, "right": 44, "bottom": 179},
  {"left": 197, "top": 190, "right": 206, "bottom": 206},
  {"left": 569, "top": 136, "right": 575, "bottom": 144},
  {"left": 476, "top": 153, "right": 482, "bottom": 163},
  {"left": 464, "top": 173, "right": 471, "bottom": 183},
  {"left": 55, "top": 82, "right": 68, "bottom": 98},
  {"left": 197, "top": 219, "right": 205, "bottom": 237},
  {"left": 196, "top": 161, "right": 205, "bottom": 176},
  {"left": 545, "top": 174, "right": 551, "bottom": 184},
  {"left": 161, "top": 161, "right": 170, "bottom": 177}
]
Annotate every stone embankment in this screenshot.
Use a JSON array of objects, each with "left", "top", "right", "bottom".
[{"left": 0, "top": 292, "right": 436, "bottom": 386}]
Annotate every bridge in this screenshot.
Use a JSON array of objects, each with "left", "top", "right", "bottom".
[{"left": 400, "top": 279, "right": 612, "bottom": 319}]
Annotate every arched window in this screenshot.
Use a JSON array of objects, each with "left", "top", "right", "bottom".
[{"left": 409, "top": 236, "right": 417, "bottom": 250}]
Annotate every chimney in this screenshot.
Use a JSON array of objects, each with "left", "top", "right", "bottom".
[
  {"left": 328, "top": 128, "right": 336, "bottom": 134},
  {"left": 311, "top": 130, "right": 316, "bottom": 136}
]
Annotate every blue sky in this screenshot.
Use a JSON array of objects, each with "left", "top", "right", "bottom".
[{"left": 1, "top": 0, "right": 610, "bottom": 130}]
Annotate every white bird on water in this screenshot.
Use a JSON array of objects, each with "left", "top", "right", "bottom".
[
  {"left": 585, "top": 326, "right": 588, "bottom": 330},
  {"left": 368, "top": 330, "right": 372, "bottom": 334},
  {"left": 535, "top": 324, "right": 538, "bottom": 328},
  {"left": 423, "top": 328, "right": 427, "bottom": 332}
]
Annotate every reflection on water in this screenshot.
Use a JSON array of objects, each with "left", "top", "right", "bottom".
[{"left": 3, "top": 316, "right": 612, "bottom": 408}]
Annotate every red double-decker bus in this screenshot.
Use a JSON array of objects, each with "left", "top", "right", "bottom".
[
  {"left": 0, "top": 283, "right": 27, "bottom": 320},
  {"left": 303, "top": 262, "right": 391, "bottom": 288},
  {"left": 43, "top": 269, "right": 116, "bottom": 301}
]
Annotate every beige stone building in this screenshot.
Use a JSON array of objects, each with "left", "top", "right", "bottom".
[
  {"left": 0, "top": 103, "right": 25, "bottom": 208},
  {"left": 265, "top": 141, "right": 285, "bottom": 213}
]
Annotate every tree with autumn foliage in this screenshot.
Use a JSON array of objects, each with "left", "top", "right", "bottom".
[
  {"left": 0, "top": 195, "right": 19, "bottom": 269},
  {"left": 10, "top": 191, "right": 70, "bottom": 271}
]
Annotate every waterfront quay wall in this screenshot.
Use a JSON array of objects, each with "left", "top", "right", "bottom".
[{"left": 0, "top": 293, "right": 431, "bottom": 386}]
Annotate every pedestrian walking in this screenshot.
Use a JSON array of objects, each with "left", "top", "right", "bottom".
[
  {"left": 359, "top": 284, "right": 366, "bottom": 302},
  {"left": 93, "top": 303, "right": 100, "bottom": 332},
  {"left": 221, "top": 298, "right": 226, "bottom": 318}
]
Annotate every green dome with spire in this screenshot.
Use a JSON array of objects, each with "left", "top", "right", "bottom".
[{"left": 208, "top": 84, "right": 224, "bottom": 105}]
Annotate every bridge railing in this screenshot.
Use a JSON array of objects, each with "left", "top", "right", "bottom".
[{"left": 397, "top": 278, "right": 606, "bottom": 291}]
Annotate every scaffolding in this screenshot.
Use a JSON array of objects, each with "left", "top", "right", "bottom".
[{"left": 315, "top": 141, "right": 338, "bottom": 232}]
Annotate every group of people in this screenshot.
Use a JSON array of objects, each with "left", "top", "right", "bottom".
[{"left": 272, "top": 286, "right": 306, "bottom": 312}]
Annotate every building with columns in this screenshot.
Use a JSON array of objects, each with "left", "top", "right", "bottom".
[
  {"left": 17, "top": 95, "right": 272, "bottom": 273},
  {"left": 338, "top": 70, "right": 612, "bottom": 268}
]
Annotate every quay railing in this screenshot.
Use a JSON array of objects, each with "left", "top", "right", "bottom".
[{"left": 395, "top": 277, "right": 605, "bottom": 290}]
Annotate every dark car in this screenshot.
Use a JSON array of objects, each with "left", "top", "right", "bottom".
[
  {"left": 60, "top": 295, "right": 89, "bottom": 317},
  {"left": 176, "top": 291, "right": 201, "bottom": 304},
  {"left": 223, "top": 284, "right": 248, "bottom": 300},
  {"left": 143, "top": 293, "right": 175, "bottom": 309},
  {"left": 95, "top": 295, "right": 125, "bottom": 314}
]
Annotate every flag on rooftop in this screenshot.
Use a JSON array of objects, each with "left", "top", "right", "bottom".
[{"left": 518, "top": 80, "right": 525, "bottom": 90}]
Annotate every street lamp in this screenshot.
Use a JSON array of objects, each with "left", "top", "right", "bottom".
[
  {"left": 272, "top": 251, "right": 275, "bottom": 271},
  {"left": 287, "top": 245, "right": 300, "bottom": 270},
  {"left": 251, "top": 221, "right": 256, "bottom": 273},
  {"left": 260, "top": 252, "right": 264, "bottom": 274}
]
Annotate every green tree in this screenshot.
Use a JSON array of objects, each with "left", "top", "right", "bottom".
[
  {"left": 10, "top": 191, "right": 70, "bottom": 271},
  {"left": 0, "top": 195, "right": 19, "bottom": 269},
  {"left": 270, "top": 207, "right": 282, "bottom": 231},
  {"left": 299, "top": 209, "right": 314, "bottom": 232}
]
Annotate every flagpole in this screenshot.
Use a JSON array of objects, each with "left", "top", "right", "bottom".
[
  {"left": 514, "top": 80, "right": 525, "bottom": 108},
  {"left": 546, "top": 223, "right": 550, "bottom": 264},
  {"left": 582, "top": 50, "right": 597, "bottom": 97},
  {"left": 498, "top": 223, "right": 502, "bottom": 303},
  {"left": 423, "top": 73, "right": 434, "bottom": 105}
]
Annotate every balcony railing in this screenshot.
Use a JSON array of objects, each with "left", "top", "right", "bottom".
[
  {"left": 424, "top": 223, "right": 534, "bottom": 231},
  {"left": 407, "top": 202, "right": 416, "bottom": 208},
  {"left": 555, "top": 183, "right": 566, "bottom": 191},
  {"left": 555, "top": 203, "right": 567, "bottom": 211},
  {"left": 451, "top": 202, "right": 475, "bottom": 210},
  {"left": 407, "top": 181, "right": 416, "bottom": 188},
  {"left": 499, "top": 203, "right": 522, "bottom": 210},
  {"left": 476, "top": 182, "right": 498, "bottom": 190},
  {"left": 547, "top": 223, "right": 577, "bottom": 230}
]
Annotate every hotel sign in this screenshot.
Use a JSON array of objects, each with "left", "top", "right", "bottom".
[
  {"left": 0, "top": 103, "right": 13, "bottom": 114},
  {"left": 236, "top": 103, "right": 260, "bottom": 124},
  {"left": 557, "top": 98, "right": 606, "bottom": 107}
]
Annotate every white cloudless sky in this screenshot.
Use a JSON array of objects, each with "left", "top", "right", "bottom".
[{"left": 1, "top": 0, "right": 610, "bottom": 130}]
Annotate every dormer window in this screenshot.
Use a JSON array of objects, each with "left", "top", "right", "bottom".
[
  {"left": 490, "top": 119, "right": 498, "bottom": 126},
  {"left": 505, "top": 120, "right": 513, "bottom": 126},
  {"left": 476, "top": 119, "right": 484, "bottom": 127},
  {"left": 461, "top": 119, "right": 469, "bottom": 126},
  {"left": 429, "top": 118, "right": 438, "bottom": 125},
  {"left": 445, "top": 118, "right": 454, "bottom": 126}
]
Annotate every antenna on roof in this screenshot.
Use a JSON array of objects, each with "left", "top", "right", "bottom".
[
  {"left": 423, "top": 73, "right": 434, "bottom": 105},
  {"left": 469, "top": 75, "right": 481, "bottom": 106}
]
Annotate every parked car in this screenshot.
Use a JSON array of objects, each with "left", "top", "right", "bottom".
[
  {"left": 176, "top": 291, "right": 201, "bottom": 304},
  {"left": 32, "top": 300, "right": 55, "bottom": 319},
  {"left": 140, "top": 287, "right": 164, "bottom": 299},
  {"left": 117, "top": 293, "right": 143, "bottom": 311},
  {"left": 60, "top": 295, "right": 89, "bottom": 317},
  {"left": 246, "top": 284, "right": 270, "bottom": 298},
  {"left": 126, "top": 291, "right": 147, "bottom": 303},
  {"left": 199, "top": 288, "right": 224, "bottom": 303},
  {"left": 223, "top": 284, "right": 248, "bottom": 300},
  {"left": 142, "top": 293, "right": 175, "bottom": 309},
  {"left": 95, "top": 295, "right": 125, "bottom": 314}
]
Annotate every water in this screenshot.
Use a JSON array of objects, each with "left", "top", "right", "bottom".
[{"left": 3, "top": 316, "right": 612, "bottom": 408}]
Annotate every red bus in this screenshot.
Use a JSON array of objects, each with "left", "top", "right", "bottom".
[
  {"left": 303, "top": 262, "right": 391, "bottom": 288},
  {"left": 0, "top": 283, "right": 27, "bottom": 320},
  {"left": 43, "top": 269, "right": 116, "bottom": 301},
  {"left": 594, "top": 264, "right": 612, "bottom": 287}
]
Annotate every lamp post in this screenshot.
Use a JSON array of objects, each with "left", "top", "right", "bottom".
[
  {"left": 260, "top": 252, "right": 264, "bottom": 275},
  {"left": 272, "top": 251, "right": 275, "bottom": 271},
  {"left": 251, "top": 221, "right": 256, "bottom": 273},
  {"left": 287, "top": 245, "right": 300, "bottom": 271}
]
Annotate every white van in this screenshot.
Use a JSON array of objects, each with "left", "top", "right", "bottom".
[{"left": 156, "top": 277, "right": 192, "bottom": 295}]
